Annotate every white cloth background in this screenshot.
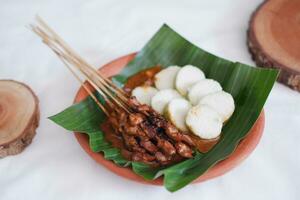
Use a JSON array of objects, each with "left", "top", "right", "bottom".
[{"left": 0, "top": 0, "right": 299, "bottom": 199}]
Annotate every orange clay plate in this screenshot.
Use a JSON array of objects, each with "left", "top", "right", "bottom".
[{"left": 73, "top": 53, "right": 265, "bottom": 185}]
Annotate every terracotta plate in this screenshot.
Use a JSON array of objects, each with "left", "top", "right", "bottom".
[{"left": 73, "top": 53, "right": 265, "bottom": 185}]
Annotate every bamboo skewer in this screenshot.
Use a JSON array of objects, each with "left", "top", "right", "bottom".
[
  {"left": 32, "top": 23, "right": 128, "bottom": 107},
  {"left": 30, "top": 16, "right": 131, "bottom": 115},
  {"left": 35, "top": 16, "right": 128, "bottom": 98},
  {"left": 37, "top": 32, "right": 117, "bottom": 110},
  {"left": 57, "top": 55, "right": 109, "bottom": 116}
]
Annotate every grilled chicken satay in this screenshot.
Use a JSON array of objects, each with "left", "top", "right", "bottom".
[{"left": 107, "top": 97, "right": 195, "bottom": 166}]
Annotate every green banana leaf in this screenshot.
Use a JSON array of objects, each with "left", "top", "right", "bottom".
[{"left": 49, "top": 24, "right": 278, "bottom": 192}]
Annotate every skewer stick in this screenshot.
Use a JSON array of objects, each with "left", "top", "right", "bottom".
[
  {"left": 30, "top": 18, "right": 131, "bottom": 113},
  {"left": 35, "top": 16, "right": 129, "bottom": 102},
  {"left": 59, "top": 52, "right": 130, "bottom": 112},
  {"left": 50, "top": 45, "right": 121, "bottom": 111},
  {"left": 57, "top": 54, "right": 109, "bottom": 116},
  {"left": 30, "top": 18, "right": 131, "bottom": 112},
  {"left": 31, "top": 25, "right": 111, "bottom": 104}
]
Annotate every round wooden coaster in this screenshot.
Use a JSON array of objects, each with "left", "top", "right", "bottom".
[{"left": 248, "top": 0, "right": 300, "bottom": 91}]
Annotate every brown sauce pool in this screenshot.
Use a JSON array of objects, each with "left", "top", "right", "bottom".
[{"left": 103, "top": 66, "right": 220, "bottom": 156}]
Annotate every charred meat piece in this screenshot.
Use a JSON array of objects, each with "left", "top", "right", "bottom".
[
  {"left": 164, "top": 122, "right": 195, "bottom": 146},
  {"left": 129, "top": 113, "right": 144, "bottom": 126},
  {"left": 140, "top": 139, "right": 159, "bottom": 153},
  {"left": 139, "top": 121, "right": 157, "bottom": 138},
  {"left": 121, "top": 149, "right": 132, "bottom": 160},
  {"left": 132, "top": 152, "right": 156, "bottom": 162},
  {"left": 155, "top": 151, "right": 168, "bottom": 163},
  {"left": 122, "top": 134, "right": 145, "bottom": 153},
  {"left": 175, "top": 142, "right": 193, "bottom": 158},
  {"left": 156, "top": 137, "right": 176, "bottom": 156},
  {"left": 125, "top": 126, "right": 139, "bottom": 136}
]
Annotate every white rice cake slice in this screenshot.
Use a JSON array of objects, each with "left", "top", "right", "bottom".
[
  {"left": 199, "top": 91, "right": 235, "bottom": 122},
  {"left": 151, "top": 89, "right": 181, "bottom": 114},
  {"left": 132, "top": 86, "right": 158, "bottom": 105},
  {"left": 186, "top": 104, "right": 223, "bottom": 139},
  {"left": 154, "top": 66, "right": 180, "bottom": 90},
  {"left": 188, "top": 79, "right": 222, "bottom": 105},
  {"left": 175, "top": 65, "right": 205, "bottom": 96},
  {"left": 166, "top": 98, "right": 191, "bottom": 132}
]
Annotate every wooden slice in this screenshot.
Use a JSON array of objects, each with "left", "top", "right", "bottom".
[
  {"left": 248, "top": 0, "right": 300, "bottom": 91},
  {"left": 0, "top": 80, "right": 39, "bottom": 158}
]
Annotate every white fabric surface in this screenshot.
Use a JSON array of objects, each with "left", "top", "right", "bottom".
[{"left": 0, "top": 0, "right": 299, "bottom": 199}]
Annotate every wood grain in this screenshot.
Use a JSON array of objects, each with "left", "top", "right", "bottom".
[
  {"left": 0, "top": 80, "right": 39, "bottom": 158},
  {"left": 248, "top": 0, "right": 300, "bottom": 91}
]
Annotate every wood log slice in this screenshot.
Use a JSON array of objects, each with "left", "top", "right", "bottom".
[
  {"left": 0, "top": 80, "right": 39, "bottom": 158},
  {"left": 248, "top": 0, "right": 300, "bottom": 91}
]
